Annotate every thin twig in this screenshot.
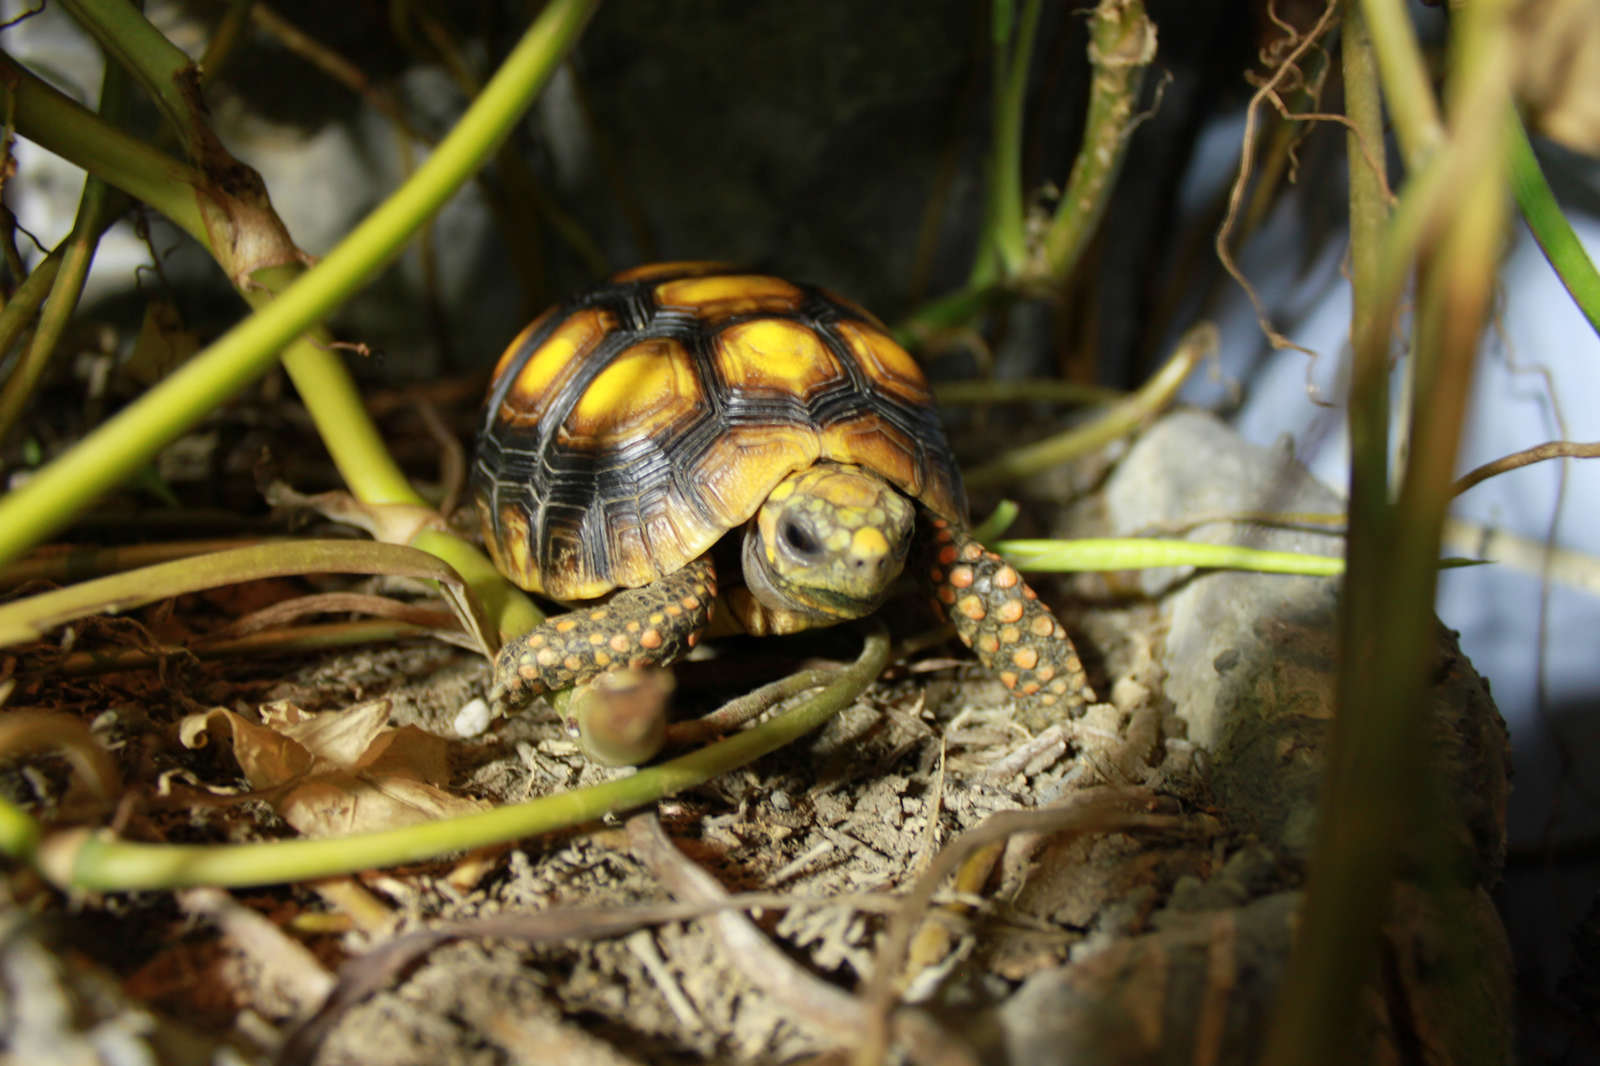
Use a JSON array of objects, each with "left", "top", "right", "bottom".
[
  {"left": 1451, "top": 440, "right": 1600, "bottom": 497},
  {"left": 1213, "top": 0, "right": 1342, "bottom": 359},
  {"left": 664, "top": 665, "right": 841, "bottom": 748}
]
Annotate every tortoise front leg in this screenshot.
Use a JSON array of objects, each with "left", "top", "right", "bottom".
[
  {"left": 489, "top": 555, "right": 717, "bottom": 714},
  {"left": 927, "top": 519, "right": 1094, "bottom": 719}
]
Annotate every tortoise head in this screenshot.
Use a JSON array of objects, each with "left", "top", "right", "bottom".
[{"left": 739, "top": 462, "right": 915, "bottom": 632}]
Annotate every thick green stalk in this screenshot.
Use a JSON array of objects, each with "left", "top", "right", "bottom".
[
  {"left": 1262, "top": 10, "right": 1395, "bottom": 1057},
  {"left": 0, "top": 54, "right": 208, "bottom": 245},
  {"left": 1262, "top": 0, "right": 1513, "bottom": 1061},
  {"left": 57, "top": 0, "right": 203, "bottom": 160},
  {"left": 1357, "top": 0, "right": 1443, "bottom": 166},
  {"left": 1033, "top": 0, "right": 1155, "bottom": 286}
]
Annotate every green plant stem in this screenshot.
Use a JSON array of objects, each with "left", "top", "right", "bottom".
[
  {"left": 1357, "top": 0, "right": 1443, "bottom": 166},
  {"left": 414, "top": 526, "right": 541, "bottom": 641},
  {"left": 963, "top": 321, "right": 1213, "bottom": 488},
  {"left": 1033, "top": 0, "right": 1155, "bottom": 285},
  {"left": 1333, "top": 0, "right": 1395, "bottom": 886},
  {"left": 58, "top": 0, "right": 204, "bottom": 161},
  {"left": 0, "top": 181, "right": 120, "bottom": 444},
  {"left": 0, "top": 59, "right": 130, "bottom": 445},
  {"left": 893, "top": 282, "right": 1004, "bottom": 346},
  {"left": 1508, "top": 114, "right": 1600, "bottom": 338},
  {"left": 1262, "top": 0, "right": 1514, "bottom": 1061},
  {"left": 1264, "top": 16, "right": 1393, "bottom": 1048},
  {"left": 33, "top": 627, "right": 888, "bottom": 890},
  {"left": 996, "top": 537, "right": 1342, "bottom": 576},
  {"left": 0, "top": 0, "right": 598, "bottom": 572},
  {"left": 0, "top": 795, "right": 37, "bottom": 861},
  {"left": 0, "top": 539, "right": 474, "bottom": 645},
  {"left": 975, "top": 0, "right": 1042, "bottom": 285},
  {"left": 53, "top": 619, "right": 446, "bottom": 674},
  {"left": 198, "top": 0, "right": 256, "bottom": 85},
  {"left": 0, "top": 53, "right": 209, "bottom": 245},
  {"left": 0, "top": 242, "right": 62, "bottom": 373}
]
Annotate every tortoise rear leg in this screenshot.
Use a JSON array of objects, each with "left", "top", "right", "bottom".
[
  {"left": 489, "top": 556, "right": 717, "bottom": 715},
  {"left": 927, "top": 519, "right": 1094, "bottom": 720}
]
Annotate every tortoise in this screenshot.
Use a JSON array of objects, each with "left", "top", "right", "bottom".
[{"left": 472, "top": 262, "right": 1092, "bottom": 725}]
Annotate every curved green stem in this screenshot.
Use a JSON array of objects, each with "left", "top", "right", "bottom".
[{"left": 32, "top": 627, "right": 888, "bottom": 890}]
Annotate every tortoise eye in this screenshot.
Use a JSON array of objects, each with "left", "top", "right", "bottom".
[{"left": 780, "top": 516, "right": 823, "bottom": 559}]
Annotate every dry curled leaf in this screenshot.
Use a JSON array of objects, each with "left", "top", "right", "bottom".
[{"left": 178, "top": 699, "right": 485, "bottom": 836}]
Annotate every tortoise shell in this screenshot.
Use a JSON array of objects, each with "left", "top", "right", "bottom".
[{"left": 472, "top": 262, "right": 967, "bottom": 602}]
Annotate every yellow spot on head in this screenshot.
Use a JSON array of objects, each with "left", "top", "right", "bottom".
[{"left": 850, "top": 526, "right": 890, "bottom": 560}]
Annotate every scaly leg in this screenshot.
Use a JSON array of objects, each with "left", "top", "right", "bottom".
[
  {"left": 927, "top": 518, "right": 1093, "bottom": 718},
  {"left": 489, "top": 555, "right": 717, "bottom": 714}
]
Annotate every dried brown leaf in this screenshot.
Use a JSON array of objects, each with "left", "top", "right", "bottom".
[
  {"left": 178, "top": 699, "right": 484, "bottom": 836},
  {"left": 179, "top": 706, "right": 314, "bottom": 788}
]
